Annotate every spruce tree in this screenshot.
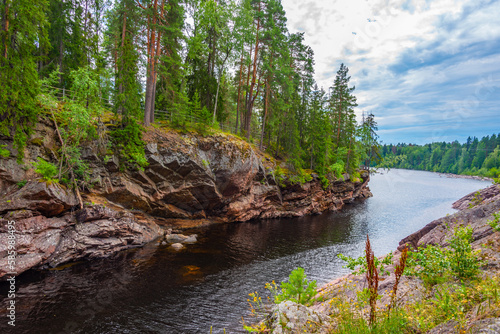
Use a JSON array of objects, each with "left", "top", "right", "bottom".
[
  {"left": 0, "top": 0, "right": 48, "bottom": 161},
  {"left": 328, "top": 63, "right": 358, "bottom": 172}
]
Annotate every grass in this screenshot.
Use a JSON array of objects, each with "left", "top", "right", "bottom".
[{"left": 325, "top": 273, "right": 500, "bottom": 333}]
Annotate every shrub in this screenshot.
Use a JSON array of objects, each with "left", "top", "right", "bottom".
[
  {"left": 350, "top": 171, "right": 361, "bottom": 182},
  {"left": 288, "top": 168, "right": 313, "bottom": 185},
  {"left": 406, "top": 244, "right": 450, "bottom": 287},
  {"left": 111, "top": 122, "right": 148, "bottom": 170},
  {"left": 448, "top": 226, "right": 481, "bottom": 280},
  {"left": 468, "top": 191, "right": 482, "bottom": 208},
  {"left": 33, "top": 158, "right": 58, "bottom": 182},
  {"left": 319, "top": 174, "right": 330, "bottom": 189},
  {"left": 406, "top": 225, "right": 482, "bottom": 285},
  {"left": 17, "top": 180, "right": 27, "bottom": 188},
  {"left": 0, "top": 144, "right": 10, "bottom": 158},
  {"left": 266, "top": 267, "right": 317, "bottom": 305},
  {"left": 272, "top": 165, "right": 286, "bottom": 187},
  {"left": 488, "top": 211, "right": 500, "bottom": 232},
  {"left": 338, "top": 251, "right": 393, "bottom": 276},
  {"left": 329, "top": 161, "right": 344, "bottom": 180}
]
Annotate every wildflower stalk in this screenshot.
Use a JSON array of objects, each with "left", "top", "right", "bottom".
[
  {"left": 365, "top": 235, "right": 379, "bottom": 327},
  {"left": 388, "top": 246, "right": 408, "bottom": 314}
]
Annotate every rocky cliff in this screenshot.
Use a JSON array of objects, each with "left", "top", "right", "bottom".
[{"left": 0, "top": 120, "right": 371, "bottom": 279}]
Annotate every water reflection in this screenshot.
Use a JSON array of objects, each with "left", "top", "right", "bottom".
[{"left": 0, "top": 170, "right": 490, "bottom": 334}]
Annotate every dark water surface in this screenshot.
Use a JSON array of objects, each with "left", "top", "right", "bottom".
[{"left": 0, "top": 170, "right": 490, "bottom": 334}]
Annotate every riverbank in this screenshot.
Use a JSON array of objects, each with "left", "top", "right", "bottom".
[
  {"left": 437, "top": 172, "right": 493, "bottom": 182},
  {"left": 0, "top": 169, "right": 491, "bottom": 333},
  {"left": 376, "top": 168, "right": 494, "bottom": 182},
  {"left": 260, "top": 183, "right": 500, "bottom": 333},
  {"left": 0, "top": 119, "right": 372, "bottom": 280}
]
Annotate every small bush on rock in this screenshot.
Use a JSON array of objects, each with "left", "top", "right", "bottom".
[
  {"left": 406, "top": 225, "right": 482, "bottom": 286},
  {"left": 33, "top": 158, "right": 58, "bottom": 182}
]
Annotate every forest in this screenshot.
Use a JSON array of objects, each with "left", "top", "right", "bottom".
[
  {"left": 0, "top": 0, "right": 379, "bottom": 188},
  {"left": 378, "top": 134, "right": 500, "bottom": 179}
]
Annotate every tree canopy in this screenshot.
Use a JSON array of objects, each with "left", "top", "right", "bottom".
[
  {"left": 377, "top": 134, "right": 500, "bottom": 178},
  {"left": 1, "top": 0, "right": 381, "bottom": 183}
]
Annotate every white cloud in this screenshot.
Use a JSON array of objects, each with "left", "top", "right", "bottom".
[{"left": 282, "top": 0, "right": 500, "bottom": 144}]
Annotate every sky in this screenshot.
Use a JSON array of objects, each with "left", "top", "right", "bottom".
[{"left": 281, "top": 0, "right": 500, "bottom": 145}]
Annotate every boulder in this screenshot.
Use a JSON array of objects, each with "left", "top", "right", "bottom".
[
  {"left": 166, "top": 233, "right": 188, "bottom": 243},
  {"left": 170, "top": 243, "right": 184, "bottom": 251},
  {"left": 267, "top": 301, "right": 330, "bottom": 334}
]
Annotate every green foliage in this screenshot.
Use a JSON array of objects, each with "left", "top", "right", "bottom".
[
  {"left": 487, "top": 211, "right": 500, "bottom": 232},
  {"left": 406, "top": 225, "right": 482, "bottom": 285},
  {"left": 0, "top": 145, "right": 10, "bottom": 158},
  {"left": 338, "top": 252, "right": 394, "bottom": 276},
  {"left": 266, "top": 267, "right": 317, "bottom": 305},
  {"left": 33, "top": 158, "right": 58, "bottom": 182},
  {"left": 406, "top": 276, "right": 500, "bottom": 332},
  {"left": 111, "top": 122, "right": 148, "bottom": 170},
  {"left": 350, "top": 170, "right": 361, "bottom": 182},
  {"left": 332, "top": 307, "right": 409, "bottom": 334},
  {"left": 8, "top": 0, "right": 379, "bottom": 189},
  {"left": 17, "top": 180, "right": 27, "bottom": 188},
  {"left": 329, "top": 273, "right": 500, "bottom": 334},
  {"left": 406, "top": 244, "right": 450, "bottom": 286},
  {"left": 319, "top": 175, "right": 330, "bottom": 189},
  {"left": 448, "top": 226, "right": 481, "bottom": 280},
  {"left": 0, "top": 0, "right": 48, "bottom": 162},
  {"left": 68, "top": 66, "right": 101, "bottom": 108},
  {"left": 329, "top": 161, "right": 344, "bottom": 180},
  {"left": 106, "top": 0, "right": 143, "bottom": 120},
  {"left": 468, "top": 191, "right": 482, "bottom": 208},
  {"left": 356, "top": 287, "right": 382, "bottom": 308},
  {"left": 272, "top": 165, "right": 287, "bottom": 187},
  {"left": 377, "top": 136, "right": 500, "bottom": 177},
  {"left": 288, "top": 168, "right": 312, "bottom": 185}
]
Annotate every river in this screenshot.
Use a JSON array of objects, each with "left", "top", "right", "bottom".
[{"left": 0, "top": 169, "right": 491, "bottom": 334}]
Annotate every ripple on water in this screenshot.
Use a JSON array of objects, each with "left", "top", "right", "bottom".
[{"left": 0, "top": 170, "right": 491, "bottom": 334}]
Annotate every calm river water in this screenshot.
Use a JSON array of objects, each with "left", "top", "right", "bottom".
[{"left": 0, "top": 169, "right": 491, "bottom": 334}]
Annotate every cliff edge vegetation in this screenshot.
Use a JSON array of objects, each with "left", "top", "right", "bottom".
[
  {"left": 0, "top": 99, "right": 372, "bottom": 279},
  {"left": 0, "top": 0, "right": 379, "bottom": 280}
]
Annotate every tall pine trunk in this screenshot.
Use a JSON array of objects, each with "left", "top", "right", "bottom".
[
  {"left": 235, "top": 46, "right": 244, "bottom": 133},
  {"left": 260, "top": 77, "right": 270, "bottom": 150},
  {"left": 245, "top": 1, "right": 261, "bottom": 139},
  {"left": 242, "top": 46, "right": 252, "bottom": 134}
]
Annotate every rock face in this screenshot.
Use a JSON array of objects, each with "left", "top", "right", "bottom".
[
  {"left": 399, "top": 189, "right": 500, "bottom": 252},
  {"left": 451, "top": 184, "right": 500, "bottom": 211},
  {"left": 0, "top": 196, "right": 162, "bottom": 279},
  {"left": 84, "top": 128, "right": 372, "bottom": 225},
  {"left": 0, "top": 121, "right": 371, "bottom": 279}
]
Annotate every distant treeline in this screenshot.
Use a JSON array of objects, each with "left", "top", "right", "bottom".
[{"left": 377, "top": 134, "right": 500, "bottom": 178}]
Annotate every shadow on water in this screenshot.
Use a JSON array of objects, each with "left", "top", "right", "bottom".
[{"left": 0, "top": 170, "right": 491, "bottom": 334}]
